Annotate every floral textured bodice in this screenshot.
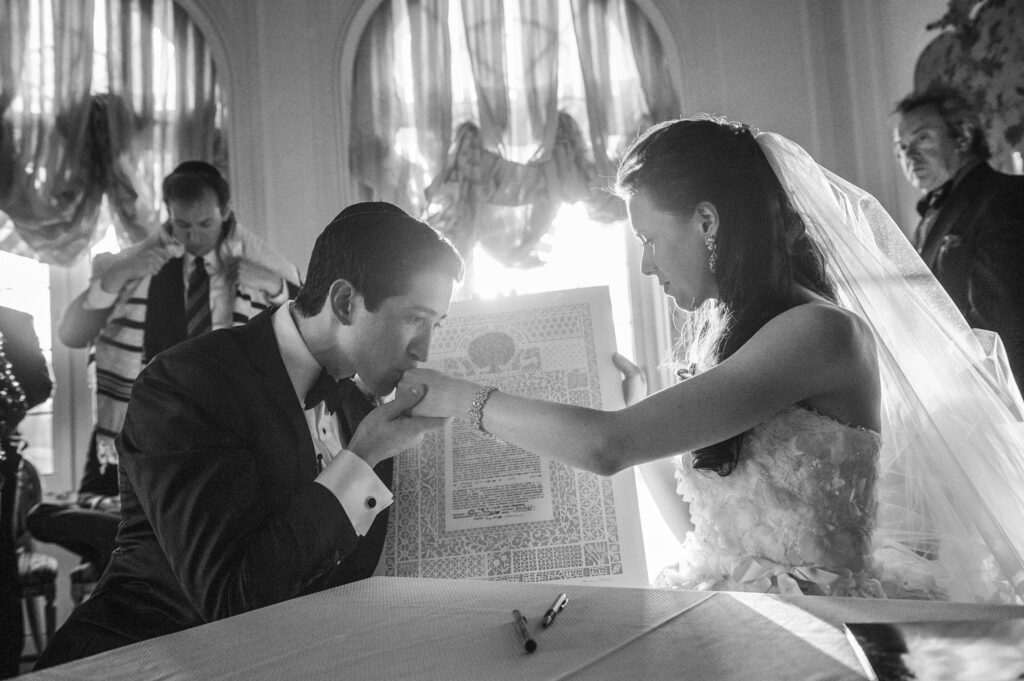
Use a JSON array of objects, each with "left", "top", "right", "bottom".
[{"left": 657, "top": 405, "right": 887, "bottom": 596}]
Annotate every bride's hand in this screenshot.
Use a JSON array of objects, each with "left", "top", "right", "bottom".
[
  {"left": 612, "top": 352, "right": 647, "bottom": 407},
  {"left": 398, "top": 368, "right": 475, "bottom": 418}
]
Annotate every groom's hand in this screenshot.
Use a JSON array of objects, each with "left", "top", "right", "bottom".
[{"left": 347, "top": 384, "right": 448, "bottom": 467}]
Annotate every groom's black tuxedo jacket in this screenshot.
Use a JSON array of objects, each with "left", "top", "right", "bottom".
[{"left": 39, "top": 308, "right": 392, "bottom": 664}]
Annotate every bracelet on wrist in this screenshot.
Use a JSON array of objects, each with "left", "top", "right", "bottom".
[{"left": 468, "top": 385, "right": 499, "bottom": 436}]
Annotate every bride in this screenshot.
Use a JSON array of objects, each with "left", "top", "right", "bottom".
[{"left": 400, "top": 115, "right": 1024, "bottom": 603}]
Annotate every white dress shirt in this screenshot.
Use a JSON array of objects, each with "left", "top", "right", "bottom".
[{"left": 271, "top": 303, "right": 392, "bottom": 536}]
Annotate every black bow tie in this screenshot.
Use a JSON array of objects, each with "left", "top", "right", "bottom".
[
  {"left": 916, "top": 183, "right": 950, "bottom": 217},
  {"left": 304, "top": 371, "right": 354, "bottom": 414}
]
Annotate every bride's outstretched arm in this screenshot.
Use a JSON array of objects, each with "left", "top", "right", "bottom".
[{"left": 399, "top": 303, "right": 874, "bottom": 476}]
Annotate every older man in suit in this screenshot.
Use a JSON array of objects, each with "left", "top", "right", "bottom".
[
  {"left": 36, "top": 202, "right": 464, "bottom": 668},
  {"left": 893, "top": 86, "right": 1024, "bottom": 392}
]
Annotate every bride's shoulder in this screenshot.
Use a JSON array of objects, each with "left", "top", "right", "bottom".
[
  {"left": 773, "top": 301, "right": 870, "bottom": 338},
  {"left": 761, "top": 302, "right": 876, "bottom": 360}
]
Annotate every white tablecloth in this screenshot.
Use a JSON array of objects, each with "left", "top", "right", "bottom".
[{"left": 23, "top": 577, "right": 1024, "bottom": 680}]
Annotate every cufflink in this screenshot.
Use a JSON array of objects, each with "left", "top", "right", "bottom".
[{"left": 366, "top": 497, "right": 377, "bottom": 509}]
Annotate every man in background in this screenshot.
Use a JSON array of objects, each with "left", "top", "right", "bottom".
[
  {"left": 24, "top": 431, "right": 120, "bottom": 585},
  {"left": 893, "top": 86, "right": 1024, "bottom": 391},
  {"left": 36, "top": 202, "right": 464, "bottom": 668},
  {"left": 59, "top": 160, "right": 301, "bottom": 473}
]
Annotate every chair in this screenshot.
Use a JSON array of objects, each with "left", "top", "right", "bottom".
[
  {"left": 70, "top": 561, "right": 101, "bottom": 606},
  {"left": 14, "top": 457, "right": 58, "bottom": 661}
]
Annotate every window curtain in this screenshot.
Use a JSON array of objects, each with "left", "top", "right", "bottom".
[
  {"left": 0, "top": 0, "right": 98, "bottom": 262},
  {"left": 624, "top": 1, "right": 681, "bottom": 130},
  {"left": 349, "top": 6, "right": 400, "bottom": 207},
  {"left": 0, "top": 0, "right": 226, "bottom": 265},
  {"left": 349, "top": 0, "right": 679, "bottom": 268},
  {"left": 350, "top": 0, "right": 451, "bottom": 214}
]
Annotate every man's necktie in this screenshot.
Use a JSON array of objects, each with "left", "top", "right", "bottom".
[{"left": 186, "top": 260, "right": 211, "bottom": 338}]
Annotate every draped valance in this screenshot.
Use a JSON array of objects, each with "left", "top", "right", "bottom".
[
  {"left": 0, "top": 0, "right": 227, "bottom": 265},
  {"left": 349, "top": 0, "right": 680, "bottom": 268}
]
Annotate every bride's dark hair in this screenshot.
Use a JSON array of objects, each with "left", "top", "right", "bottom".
[{"left": 615, "top": 115, "right": 836, "bottom": 475}]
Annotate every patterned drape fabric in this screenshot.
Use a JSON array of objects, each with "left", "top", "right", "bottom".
[
  {"left": 914, "top": 0, "right": 1024, "bottom": 173},
  {"left": 349, "top": 0, "right": 679, "bottom": 268},
  {"left": 0, "top": 0, "right": 227, "bottom": 265}
]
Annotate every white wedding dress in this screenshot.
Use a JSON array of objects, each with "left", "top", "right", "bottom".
[
  {"left": 656, "top": 406, "right": 946, "bottom": 599},
  {"left": 647, "top": 130, "right": 1024, "bottom": 604}
]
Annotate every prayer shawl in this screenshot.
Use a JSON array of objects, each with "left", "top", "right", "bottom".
[{"left": 93, "top": 222, "right": 300, "bottom": 466}]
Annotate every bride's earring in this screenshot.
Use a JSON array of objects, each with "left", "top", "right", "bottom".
[{"left": 704, "top": 233, "right": 718, "bottom": 274}]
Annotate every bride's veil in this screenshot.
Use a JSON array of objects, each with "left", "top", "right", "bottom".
[{"left": 757, "top": 131, "right": 1024, "bottom": 603}]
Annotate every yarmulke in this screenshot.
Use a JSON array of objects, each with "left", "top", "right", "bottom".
[
  {"left": 325, "top": 201, "right": 419, "bottom": 229},
  {"left": 168, "top": 160, "right": 223, "bottom": 179}
]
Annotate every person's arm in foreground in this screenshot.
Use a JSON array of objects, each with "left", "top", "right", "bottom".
[
  {"left": 402, "top": 303, "right": 873, "bottom": 476},
  {"left": 59, "top": 231, "right": 176, "bottom": 347}
]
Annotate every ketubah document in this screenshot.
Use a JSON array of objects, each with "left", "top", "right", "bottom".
[{"left": 380, "top": 286, "right": 648, "bottom": 586}]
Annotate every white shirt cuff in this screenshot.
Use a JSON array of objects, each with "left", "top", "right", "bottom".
[
  {"left": 314, "top": 450, "right": 392, "bottom": 536},
  {"left": 84, "top": 277, "right": 121, "bottom": 310}
]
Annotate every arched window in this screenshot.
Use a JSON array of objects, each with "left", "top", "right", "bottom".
[
  {"left": 348, "top": 0, "right": 680, "bottom": 359},
  {"left": 0, "top": 0, "right": 227, "bottom": 483},
  {"left": 345, "top": 0, "right": 684, "bottom": 578},
  {"left": 0, "top": 0, "right": 227, "bottom": 261}
]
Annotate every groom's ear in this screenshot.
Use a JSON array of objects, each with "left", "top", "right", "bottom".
[{"left": 328, "top": 279, "right": 357, "bottom": 325}]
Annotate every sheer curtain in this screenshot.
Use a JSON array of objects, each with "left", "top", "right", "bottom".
[
  {"left": 349, "top": 0, "right": 679, "bottom": 270},
  {"left": 0, "top": 0, "right": 227, "bottom": 265}
]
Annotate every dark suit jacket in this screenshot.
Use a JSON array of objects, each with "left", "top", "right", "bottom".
[
  {"left": 38, "top": 308, "right": 392, "bottom": 666},
  {"left": 916, "top": 163, "right": 1024, "bottom": 389},
  {"left": 0, "top": 306, "right": 53, "bottom": 411},
  {"left": 0, "top": 306, "right": 49, "bottom": 676}
]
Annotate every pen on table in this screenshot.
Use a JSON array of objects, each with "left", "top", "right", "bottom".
[
  {"left": 512, "top": 609, "right": 537, "bottom": 653},
  {"left": 542, "top": 593, "right": 568, "bottom": 628}
]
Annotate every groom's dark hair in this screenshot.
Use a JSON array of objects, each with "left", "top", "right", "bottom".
[{"left": 294, "top": 202, "right": 464, "bottom": 316}]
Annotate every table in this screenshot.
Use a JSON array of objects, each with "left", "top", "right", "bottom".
[{"left": 22, "top": 577, "right": 1024, "bottom": 680}]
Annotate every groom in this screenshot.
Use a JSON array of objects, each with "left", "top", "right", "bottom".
[{"left": 36, "top": 202, "right": 465, "bottom": 668}]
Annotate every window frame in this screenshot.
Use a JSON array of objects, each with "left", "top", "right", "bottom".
[{"left": 46, "top": 260, "right": 94, "bottom": 495}]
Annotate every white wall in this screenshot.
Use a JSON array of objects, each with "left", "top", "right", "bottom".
[{"left": 183, "top": 0, "right": 949, "bottom": 268}]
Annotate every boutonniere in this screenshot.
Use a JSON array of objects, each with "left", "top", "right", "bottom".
[{"left": 939, "top": 234, "right": 963, "bottom": 252}]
